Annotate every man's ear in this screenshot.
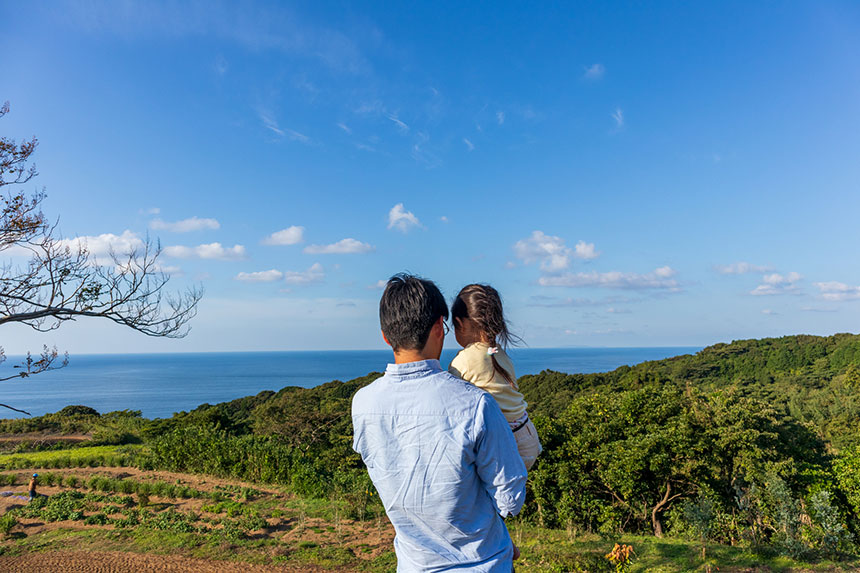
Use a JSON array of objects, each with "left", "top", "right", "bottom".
[{"left": 381, "top": 329, "right": 392, "bottom": 347}]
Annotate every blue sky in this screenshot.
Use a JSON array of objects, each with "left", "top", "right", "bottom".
[{"left": 2, "top": 1, "right": 860, "bottom": 353}]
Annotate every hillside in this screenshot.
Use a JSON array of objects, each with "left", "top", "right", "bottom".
[{"left": 2, "top": 334, "right": 860, "bottom": 565}]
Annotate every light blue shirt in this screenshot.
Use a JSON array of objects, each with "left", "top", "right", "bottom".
[{"left": 352, "top": 359, "right": 527, "bottom": 572}]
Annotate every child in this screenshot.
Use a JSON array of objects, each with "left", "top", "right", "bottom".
[{"left": 448, "top": 284, "right": 542, "bottom": 470}]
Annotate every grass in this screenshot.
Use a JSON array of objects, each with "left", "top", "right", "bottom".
[
  {"left": 0, "top": 445, "right": 142, "bottom": 469},
  {"left": 505, "top": 523, "right": 860, "bottom": 572}
]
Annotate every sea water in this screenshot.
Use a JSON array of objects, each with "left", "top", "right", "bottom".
[{"left": 0, "top": 347, "right": 699, "bottom": 420}]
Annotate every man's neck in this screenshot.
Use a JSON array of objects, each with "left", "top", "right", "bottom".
[{"left": 392, "top": 349, "right": 439, "bottom": 364}]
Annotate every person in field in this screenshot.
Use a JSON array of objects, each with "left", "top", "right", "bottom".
[
  {"left": 448, "top": 284, "right": 542, "bottom": 470},
  {"left": 28, "top": 473, "right": 38, "bottom": 501},
  {"left": 352, "top": 274, "right": 527, "bottom": 572}
]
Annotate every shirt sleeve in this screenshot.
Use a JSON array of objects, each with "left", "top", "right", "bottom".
[
  {"left": 473, "top": 393, "right": 527, "bottom": 517},
  {"left": 448, "top": 349, "right": 470, "bottom": 381}
]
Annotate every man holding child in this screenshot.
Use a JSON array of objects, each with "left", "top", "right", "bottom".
[{"left": 351, "top": 274, "right": 527, "bottom": 572}]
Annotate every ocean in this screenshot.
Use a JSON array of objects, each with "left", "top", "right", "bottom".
[{"left": 0, "top": 347, "right": 700, "bottom": 420}]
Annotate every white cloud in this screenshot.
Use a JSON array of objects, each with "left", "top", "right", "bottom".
[
  {"left": 388, "top": 203, "right": 422, "bottom": 233},
  {"left": 387, "top": 115, "right": 409, "bottom": 133},
  {"left": 761, "top": 309, "right": 777, "bottom": 315},
  {"left": 336, "top": 122, "right": 352, "bottom": 135},
  {"left": 750, "top": 272, "right": 802, "bottom": 296},
  {"left": 155, "top": 264, "right": 183, "bottom": 276},
  {"left": 496, "top": 111, "right": 505, "bottom": 125},
  {"left": 56, "top": 230, "right": 145, "bottom": 265},
  {"left": 262, "top": 226, "right": 304, "bottom": 246},
  {"left": 284, "top": 262, "right": 324, "bottom": 284},
  {"left": 815, "top": 281, "right": 860, "bottom": 301},
  {"left": 303, "top": 238, "right": 374, "bottom": 254},
  {"left": 368, "top": 279, "right": 387, "bottom": 290},
  {"left": 140, "top": 207, "right": 160, "bottom": 215},
  {"left": 574, "top": 240, "right": 599, "bottom": 260},
  {"left": 236, "top": 269, "right": 284, "bottom": 282},
  {"left": 715, "top": 262, "right": 773, "bottom": 274},
  {"left": 538, "top": 267, "right": 680, "bottom": 291},
  {"left": 150, "top": 216, "right": 220, "bottom": 233},
  {"left": 513, "top": 230, "right": 572, "bottom": 272},
  {"left": 440, "top": 216, "right": 449, "bottom": 223},
  {"left": 163, "top": 242, "right": 247, "bottom": 260},
  {"left": 612, "top": 108, "right": 624, "bottom": 128},
  {"left": 463, "top": 138, "right": 475, "bottom": 152},
  {"left": 583, "top": 63, "right": 605, "bottom": 80}
]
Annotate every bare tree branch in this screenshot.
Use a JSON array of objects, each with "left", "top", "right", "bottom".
[{"left": 0, "top": 102, "right": 202, "bottom": 415}]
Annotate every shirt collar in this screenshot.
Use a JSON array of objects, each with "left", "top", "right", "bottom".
[{"left": 385, "top": 359, "right": 442, "bottom": 380}]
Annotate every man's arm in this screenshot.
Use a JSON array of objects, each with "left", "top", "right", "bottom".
[{"left": 473, "top": 394, "right": 527, "bottom": 517}]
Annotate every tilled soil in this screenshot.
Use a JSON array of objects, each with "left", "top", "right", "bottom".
[{"left": 0, "top": 550, "right": 338, "bottom": 572}]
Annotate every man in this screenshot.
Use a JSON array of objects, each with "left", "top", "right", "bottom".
[{"left": 352, "top": 274, "right": 527, "bottom": 572}]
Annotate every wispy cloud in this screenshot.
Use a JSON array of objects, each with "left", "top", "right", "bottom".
[
  {"left": 262, "top": 226, "right": 304, "bottom": 246},
  {"left": 258, "top": 109, "right": 285, "bottom": 136},
  {"left": 750, "top": 272, "right": 802, "bottom": 296},
  {"left": 140, "top": 207, "right": 160, "bottom": 215},
  {"left": 815, "top": 281, "right": 860, "bottom": 301},
  {"left": 163, "top": 243, "right": 247, "bottom": 260},
  {"left": 612, "top": 108, "right": 624, "bottom": 129},
  {"left": 368, "top": 279, "right": 387, "bottom": 290},
  {"left": 236, "top": 269, "right": 284, "bottom": 282},
  {"left": 496, "top": 111, "right": 505, "bottom": 125},
  {"left": 285, "top": 129, "right": 310, "bottom": 143},
  {"left": 150, "top": 216, "right": 220, "bottom": 233},
  {"left": 528, "top": 295, "right": 637, "bottom": 307},
  {"left": 463, "top": 138, "right": 475, "bottom": 152},
  {"left": 538, "top": 266, "right": 680, "bottom": 291},
  {"left": 214, "top": 55, "right": 228, "bottom": 75},
  {"left": 304, "top": 238, "right": 374, "bottom": 254},
  {"left": 258, "top": 108, "right": 311, "bottom": 144},
  {"left": 411, "top": 132, "right": 441, "bottom": 168},
  {"left": 336, "top": 122, "right": 352, "bottom": 135},
  {"left": 583, "top": 63, "right": 605, "bottom": 80},
  {"left": 387, "top": 114, "right": 409, "bottom": 133},
  {"left": 388, "top": 203, "right": 422, "bottom": 233},
  {"left": 715, "top": 262, "right": 774, "bottom": 275},
  {"left": 285, "top": 262, "right": 325, "bottom": 284}
]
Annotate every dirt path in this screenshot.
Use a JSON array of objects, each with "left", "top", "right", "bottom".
[{"left": 0, "top": 550, "right": 343, "bottom": 572}]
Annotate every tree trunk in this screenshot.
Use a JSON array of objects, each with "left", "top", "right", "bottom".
[
  {"left": 652, "top": 504, "right": 664, "bottom": 537},
  {"left": 651, "top": 481, "right": 675, "bottom": 537}
]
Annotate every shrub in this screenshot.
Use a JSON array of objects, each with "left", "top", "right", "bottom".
[
  {"left": 0, "top": 513, "right": 17, "bottom": 536},
  {"left": 84, "top": 512, "right": 109, "bottom": 525}
]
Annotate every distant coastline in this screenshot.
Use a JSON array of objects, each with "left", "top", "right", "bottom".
[{"left": 1, "top": 347, "right": 700, "bottom": 420}]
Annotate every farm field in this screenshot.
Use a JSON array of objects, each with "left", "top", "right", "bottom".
[{"left": 1, "top": 464, "right": 859, "bottom": 572}]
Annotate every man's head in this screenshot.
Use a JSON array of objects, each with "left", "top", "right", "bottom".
[{"left": 380, "top": 273, "right": 448, "bottom": 357}]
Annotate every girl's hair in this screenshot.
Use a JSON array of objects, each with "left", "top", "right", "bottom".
[{"left": 451, "top": 284, "right": 522, "bottom": 386}]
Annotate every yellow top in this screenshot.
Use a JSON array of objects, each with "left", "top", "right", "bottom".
[{"left": 448, "top": 342, "right": 527, "bottom": 423}]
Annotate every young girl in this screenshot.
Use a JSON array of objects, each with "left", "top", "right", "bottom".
[{"left": 448, "top": 284, "right": 542, "bottom": 470}]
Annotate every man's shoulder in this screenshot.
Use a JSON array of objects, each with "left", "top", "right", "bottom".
[{"left": 352, "top": 370, "right": 489, "bottom": 412}]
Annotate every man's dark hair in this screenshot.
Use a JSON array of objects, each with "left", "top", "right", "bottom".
[{"left": 380, "top": 273, "right": 449, "bottom": 351}]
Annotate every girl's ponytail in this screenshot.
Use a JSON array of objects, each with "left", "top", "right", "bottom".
[{"left": 451, "top": 284, "right": 522, "bottom": 387}]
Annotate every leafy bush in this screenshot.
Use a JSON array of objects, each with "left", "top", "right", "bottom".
[{"left": 0, "top": 513, "right": 17, "bottom": 536}]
